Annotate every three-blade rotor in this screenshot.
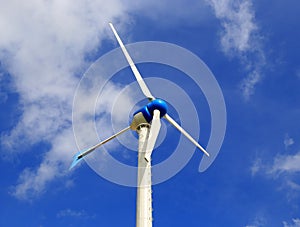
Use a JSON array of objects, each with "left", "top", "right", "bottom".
[
  {"left": 109, "top": 23, "right": 209, "bottom": 160},
  {"left": 109, "top": 22, "right": 208, "bottom": 159},
  {"left": 70, "top": 23, "right": 209, "bottom": 169}
]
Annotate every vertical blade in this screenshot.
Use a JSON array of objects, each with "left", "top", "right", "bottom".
[
  {"left": 109, "top": 23, "right": 155, "bottom": 100},
  {"left": 164, "top": 114, "right": 210, "bottom": 157},
  {"left": 144, "top": 110, "right": 161, "bottom": 162}
]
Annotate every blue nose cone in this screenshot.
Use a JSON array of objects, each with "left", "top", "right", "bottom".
[{"left": 147, "top": 99, "right": 168, "bottom": 117}]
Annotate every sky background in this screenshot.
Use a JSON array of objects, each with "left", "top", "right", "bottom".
[{"left": 0, "top": 0, "right": 300, "bottom": 226}]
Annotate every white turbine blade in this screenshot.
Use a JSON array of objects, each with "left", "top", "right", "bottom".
[
  {"left": 109, "top": 23, "right": 155, "bottom": 100},
  {"left": 164, "top": 114, "right": 210, "bottom": 157},
  {"left": 70, "top": 126, "right": 131, "bottom": 169},
  {"left": 144, "top": 110, "right": 161, "bottom": 162}
]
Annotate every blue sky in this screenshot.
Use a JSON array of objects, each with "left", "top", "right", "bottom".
[{"left": 1, "top": 0, "right": 300, "bottom": 226}]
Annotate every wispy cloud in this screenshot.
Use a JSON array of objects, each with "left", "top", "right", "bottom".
[
  {"left": 208, "top": 0, "right": 257, "bottom": 53},
  {"left": 271, "top": 152, "right": 300, "bottom": 174},
  {"left": 284, "top": 134, "right": 295, "bottom": 150},
  {"left": 250, "top": 131, "right": 300, "bottom": 202},
  {"left": 283, "top": 218, "right": 300, "bottom": 227},
  {"left": 251, "top": 151, "right": 300, "bottom": 176},
  {"left": 206, "top": 0, "right": 266, "bottom": 99},
  {"left": 251, "top": 148, "right": 300, "bottom": 199},
  {"left": 57, "top": 208, "right": 95, "bottom": 219},
  {"left": 286, "top": 180, "right": 300, "bottom": 191},
  {"left": 244, "top": 214, "right": 266, "bottom": 227},
  {"left": 250, "top": 157, "right": 263, "bottom": 176}
]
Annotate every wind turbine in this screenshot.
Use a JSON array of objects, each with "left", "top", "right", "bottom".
[{"left": 70, "top": 23, "right": 209, "bottom": 227}]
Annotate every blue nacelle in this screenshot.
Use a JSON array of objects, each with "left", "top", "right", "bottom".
[
  {"left": 130, "top": 99, "right": 168, "bottom": 130},
  {"left": 134, "top": 99, "right": 168, "bottom": 122}
]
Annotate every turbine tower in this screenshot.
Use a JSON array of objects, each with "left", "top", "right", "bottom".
[{"left": 70, "top": 23, "right": 209, "bottom": 227}]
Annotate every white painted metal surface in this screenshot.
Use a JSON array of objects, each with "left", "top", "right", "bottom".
[{"left": 136, "top": 124, "right": 153, "bottom": 227}]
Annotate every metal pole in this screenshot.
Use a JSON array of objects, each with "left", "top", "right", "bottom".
[{"left": 136, "top": 124, "right": 152, "bottom": 227}]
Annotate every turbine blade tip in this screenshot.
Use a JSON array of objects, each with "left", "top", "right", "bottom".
[{"left": 69, "top": 152, "right": 83, "bottom": 170}]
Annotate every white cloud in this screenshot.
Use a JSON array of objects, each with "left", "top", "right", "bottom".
[
  {"left": 11, "top": 128, "right": 77, "bottom": 200},
  {"left": 0, "top": 0, "right": 129, "bottom": 151},
  {"left": 251, "top": 134, "right": 298, "bottom": 177},
  {"left": 250, "top": 157, "right": 262, "bottom": 176},
  {"left": 0, "top": 0, "right": 132, "bottom": 200},
  {"left": 251, "top": 151, "right": 300, "bottom": 176},
  {"left": 271, "top": 152, "right": 300, "bottom": 174},
  {"left": 251, "top": 150, "right": 300, "bottom": 199},
  {"left": 283, "top": 218, "right": 300, "bottom": 227},
  {"left": 284, "top": 134, "right": 295, "bottom": 150},
  {"left": 206, "top": 0, "right": 266, "bottom": 99},
  {"left": 208, "top": 0, "right": 257, "bottom": 53},
  {"left": 240, "top": 69, "right": 261, "bottom": 100}
]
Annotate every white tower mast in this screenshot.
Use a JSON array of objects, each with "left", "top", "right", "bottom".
[{"left": 136, "top": 124, "right": 152, "bottom": 227}]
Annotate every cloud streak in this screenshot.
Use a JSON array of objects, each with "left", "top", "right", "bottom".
[
  {"left": 251, "top": 151, "right": 300, "bottom": 176},
  {"left": 251, "top": 149, "right": 300, "bottom": 197},
  {"left": 271, "top": 152, "right": 300, "bottom": 174},
  {"left": 208, "top": 0, "right": 257, "bottom": 53},
  {"left": 57, "top": 208, "right": 95, "bottom": 219},
  {"left": 207, "top": 0, "right": 266, "bottom": 99}
]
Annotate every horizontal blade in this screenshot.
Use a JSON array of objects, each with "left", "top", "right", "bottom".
[
  {"left": 164, "top": 114, "right": 209, "bottom": 157},
  {"left": 109, "top": 23, "right": 155, "bottom": 100},
  {"left": 69, "top": 126, "right": 131, "bottom": 169},
  {"left": 144, "top": 110, "right": 161, "bottom": 162}
]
